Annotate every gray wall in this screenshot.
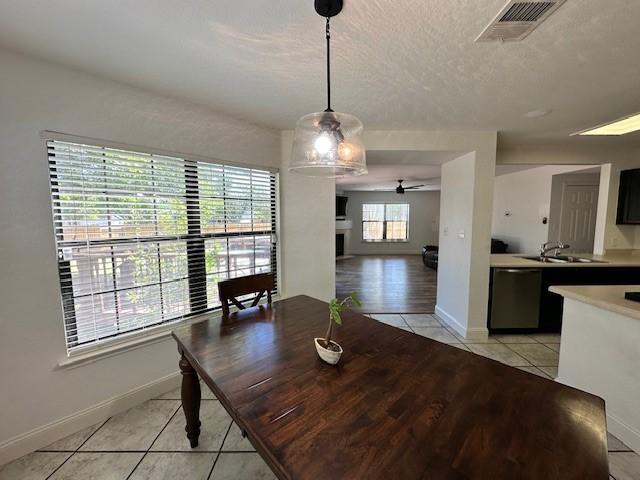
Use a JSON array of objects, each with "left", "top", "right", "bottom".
[{"left": 342, "top": 190, "right": 440, "bottom": 255}]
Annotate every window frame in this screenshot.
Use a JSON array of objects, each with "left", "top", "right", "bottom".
[
  {"left": 43, "top": 132, "right": 279, "bottom": 355},
  {"left": 361, "top": 202, "right": 410, "bottom": 243}
]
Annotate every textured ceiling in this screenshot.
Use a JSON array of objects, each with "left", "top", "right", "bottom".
[
  {"left": 336, "top": 150, "right": 457, "bottom": 190},
  {"left": 1, "top": 0, "right": 639, "bottom": 145},
  {"left": 336, "top": 152, "right": 555, "bottom": 191}
]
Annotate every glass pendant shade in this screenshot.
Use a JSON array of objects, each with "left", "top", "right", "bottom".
[{"left": 289, "top": 111, "right": 367, "bottom": 177}]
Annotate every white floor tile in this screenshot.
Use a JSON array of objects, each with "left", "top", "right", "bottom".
[
  {"left": 412, "top": 327, "right": 459, "bottom": 344},
  {"left": 151, "top": 400, "right": 230, "bottom": 452},
  {"left": 609, "top": 452, "right": 640, "bottom": 480},
  {"left": 504, "top": 343, "right": 559, "bottom": 367},
  {"left": 130, "top": 452, "right": 215, "bottom": 479},
  {"left": 222, "top": 424, "right": 256, "bottom": 452},
  {"left": 449, "top": 343, "right": 471, "bottom": 351},
  {"left": 49, "top": 452, "right": 143, "bottom": 480},
  {"left": 210, "top": 453, "right": 277, "bottom": 480},
  {"left": 608, "top": 432, "right": 632, "bottom": 452},
  {"left": 516, "top": 366, "right": 551, "bottom": 379},
  {"left": 528, "top": 333, "right": 561, "bottom": 343},
  {"left": 401, "top": 314, "right": 441, "bottom": 327},
  {"left": 537, "top": 366, "right": 558, "bottom": 378},
  {"left": 0, "top": 452, "right": 71, "bottom": 480},
  {"left": 80, "top": 400, "right": 180, "bottom": 451},
  {"left": 543, "top": 343, "right": 560, "bottom": 353},
  {"left": 369, "top": 314, "right": 407, "bottom": 327},
  {"left": 492, "top": 334, "right": 537, "bottom": 344},
  {"left": 448, "top": 329, "right": 499, "bottom": 344},
  {"left": 42, "top": 421, "right": 106, "bottom": 451},
  {"left": 466, "top": 344, "right": 531, "bottom": 367}
]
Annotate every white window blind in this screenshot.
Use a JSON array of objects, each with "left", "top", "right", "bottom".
[
  {"left": 48, "top": 139, "right": 277, "bottom": 352},
  {"left": 362, "top": 203, "right": 409, "bottom": 241}
]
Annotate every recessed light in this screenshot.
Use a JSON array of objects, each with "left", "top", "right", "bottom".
[
  {"left": 575, "top": 112, "right": 640, "bottom": 136},
  {"left": 524, "top": 109, "right": 552, "bottom": 118}
]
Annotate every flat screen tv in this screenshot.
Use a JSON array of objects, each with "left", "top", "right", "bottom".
[{"left": 336, "top": 196, "right": 348, "bottom": 217}]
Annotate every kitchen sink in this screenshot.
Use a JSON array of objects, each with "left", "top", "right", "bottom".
[{"left": 522, "top": 255, "right": 607, "bottom": 264}]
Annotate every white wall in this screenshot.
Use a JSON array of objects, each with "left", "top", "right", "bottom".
[
  {"left": 342, "top": 190, "right": 440, "bottom": 255},
  {"left": 279, "top": 131, "right": 335, "bottom": 301},
  {"left": 498, "top": 144, "right": 640, "bottom": 254},
  {"left": 436, "top": 153, "right": 475, "bottom": 335},
  {"left": 492, "top": 165, "right": 595, "bottom": 254},
  {"left": 0, "top": 49, "right": 286, "bottom": 462}
]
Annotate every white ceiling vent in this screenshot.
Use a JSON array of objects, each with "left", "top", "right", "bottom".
[{"left": 475, "top": 0, "right": 566, "bottom": 42}]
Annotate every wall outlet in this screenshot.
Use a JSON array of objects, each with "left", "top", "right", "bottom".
[{"left": 458, "top": 230, "right": 465, "bottom": 239}]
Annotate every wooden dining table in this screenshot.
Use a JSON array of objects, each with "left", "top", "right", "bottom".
[{"left": 172, "top": 295, "right": 609, "bottom": 479}]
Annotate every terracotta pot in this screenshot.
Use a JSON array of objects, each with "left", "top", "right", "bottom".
[{"left": 314, "top": 338, "right": 343, "bottom": 365}]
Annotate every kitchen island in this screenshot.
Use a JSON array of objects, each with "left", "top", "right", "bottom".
[
  {"left": 550, "top": 285, "right": 640, "bottom": 454},
  {"left": 488, "top": 251, "right": 640, "bottom": 333}
]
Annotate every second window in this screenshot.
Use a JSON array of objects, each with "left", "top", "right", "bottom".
[{"left": 362, "top": 203, "right": 409, "bottom": 242}]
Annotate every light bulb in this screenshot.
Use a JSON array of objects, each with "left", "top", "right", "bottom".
[
  {"left": 314, "top": 133, "right": 335, "bottom": 155},
  {"left": 338, "top": 142, "right": 354, "bottom": 162}
]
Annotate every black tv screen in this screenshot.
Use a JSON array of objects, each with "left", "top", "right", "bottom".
[{"left": 336, "top": 196, "right": 348, "bottom": 217}]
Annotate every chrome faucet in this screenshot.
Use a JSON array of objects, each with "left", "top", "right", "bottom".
[{"left": 539, "top": 241, "right": 570, "bottom": 257}]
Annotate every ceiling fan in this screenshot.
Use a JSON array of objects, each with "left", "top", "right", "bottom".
[{"left": 375, "top": 179, "right": 425, "bottom": 194}]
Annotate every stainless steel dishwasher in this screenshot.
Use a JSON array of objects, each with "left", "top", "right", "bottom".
[{"left": 490, "top": 268, "right": 542, "bottom": 329}]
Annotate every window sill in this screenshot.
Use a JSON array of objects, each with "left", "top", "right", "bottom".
[
  {"left": 57, "top": 310, "right": 222, "bottom": 370},
  {"left": 56, "top": 296, "right": 279, "bottom": 370},
  {"left": 361, "top": 240, "right": 409, "bottom": 243}
]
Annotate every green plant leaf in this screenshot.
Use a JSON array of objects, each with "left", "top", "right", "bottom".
[
  {"left": 333, "top": 309, "right": 342, "bottom": 326},
  {"left": 350, "top": 291, "right": 362, "bottom": 307}
]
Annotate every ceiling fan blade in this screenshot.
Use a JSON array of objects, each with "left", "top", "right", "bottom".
[{"left": 404, "top": 185, "right": 425, "bottom": 189}]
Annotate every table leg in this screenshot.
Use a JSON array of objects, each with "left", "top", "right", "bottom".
[{"left": 179, "top": 352, "right": 201, "bottom": 448}]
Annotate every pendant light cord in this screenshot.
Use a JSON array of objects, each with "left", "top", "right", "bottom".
[{"left": 325, "top": 17, "right": 332, "bottom": 112}]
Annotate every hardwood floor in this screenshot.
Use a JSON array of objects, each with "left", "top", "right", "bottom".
[{"left": 335, "top": 254, "right": 437, "bottom": 313}]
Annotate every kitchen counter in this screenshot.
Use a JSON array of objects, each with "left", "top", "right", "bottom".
[
  {"left": 550, "top": 285, "right": 640, "bottom": 321},
  {"left": 491, "top": 250, "right": 640, "bottom": 268}
]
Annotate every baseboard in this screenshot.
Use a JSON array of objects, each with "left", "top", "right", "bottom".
[
  {"left": 434, "top": 305, "right": 488, "bottom": 341},
  {"left": 0, "top": 372, "right": 181, "bottom": 466},
  {"left": 607, "top": 412, "right": 640, "bottom": 454},
  {"left": 435, "top": 305, "right": 466, "bottom": 337}
]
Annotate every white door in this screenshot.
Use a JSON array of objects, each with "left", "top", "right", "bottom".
[{"left": 559, "top": 184, "right": 599, "bottom": 253}]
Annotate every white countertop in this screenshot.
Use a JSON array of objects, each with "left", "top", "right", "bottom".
[
  {"left": 549, "top": 285, "right": 640, "bottom": 321},
  {"left": 491, "top": 250, "right": 640, "bottom": 268}
]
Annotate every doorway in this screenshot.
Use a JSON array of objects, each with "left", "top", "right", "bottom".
[{"left": 548, "top": 169, "right": 600, "bottom": 254}]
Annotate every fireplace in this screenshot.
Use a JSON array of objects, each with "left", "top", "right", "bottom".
[{"left": 336, "top": 233, "right": 345, "bottom": 257}]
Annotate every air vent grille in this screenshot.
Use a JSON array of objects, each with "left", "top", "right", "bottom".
[
  {"left": 499, "top": 2, "right": 555, "bottom": 22},
  {"left": 475, "top": 0, "right": 566, "bottom": 42}
]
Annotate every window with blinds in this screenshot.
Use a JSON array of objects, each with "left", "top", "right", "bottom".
[
  {"left": 47, "top": 139, "right": 278, "bottom": 353},
  {"left": 362, "top": 203, "right": 409, "bottom": 241}
]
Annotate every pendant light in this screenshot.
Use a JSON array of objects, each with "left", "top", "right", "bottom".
[{"left": 289, "top": 0, "right": 367, "bottom": 178}]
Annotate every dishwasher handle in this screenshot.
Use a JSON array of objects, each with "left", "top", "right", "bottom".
[{"left": 499, "top": 268, "right": 542, "bottom": 274}]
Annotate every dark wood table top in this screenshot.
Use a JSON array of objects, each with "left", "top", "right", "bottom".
[{"left": 172, "top": 295, "right": 609, "bottom": 480}]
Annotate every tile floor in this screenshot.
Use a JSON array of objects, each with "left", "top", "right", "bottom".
[{"left": 2, "top": 312, "right": 638, "bottom": 479}]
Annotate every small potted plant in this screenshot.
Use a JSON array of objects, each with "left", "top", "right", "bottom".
[{"left": 315, "top": 292, "right": 361, "bottom": 365}]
